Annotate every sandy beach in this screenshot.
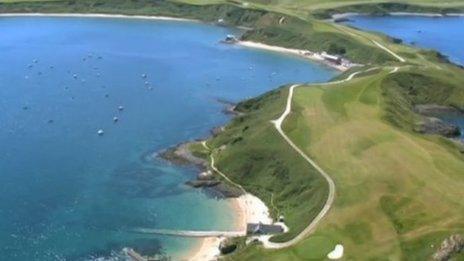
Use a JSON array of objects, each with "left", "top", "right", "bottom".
[
  {"left": 237, "top": 41, "right": 352, "bottom": 71},
  {"left": 187, "top": 193, "right": 273, "bottom": 260},
  {"left": 0, "top": 12, "right": 197, "bottom": 22},
  {"left": 0, "top": 13, "right": 354, "bottom": 72}
]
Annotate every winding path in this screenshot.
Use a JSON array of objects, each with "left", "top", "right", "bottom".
[
  {"left": 265, "top": 67, "right": 393, "bottom": 249},
  {"left": 333, "top": 24, "right": 406, "bottom": 63},
  {"left": 198, "top": 67, "right": 398, "bottom": 250},
  {"left": 372, "top": 40, "right": 406, "bottom": 63},
  {"left": 202, "top": 141, "right": 247, "bottom": 193}
]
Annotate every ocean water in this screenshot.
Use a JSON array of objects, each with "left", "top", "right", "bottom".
[
  {"left": 345, "top": 15, "right": 464, "bottom": 139},
  {"left": 345, "top": 15, "right": 464, "bottom": 65},
  {"left": 0, "top": 17, "right": 336, "bottom": 260},
  {"left": 442, "top": 115, "right": 464, "bottom": 139}
]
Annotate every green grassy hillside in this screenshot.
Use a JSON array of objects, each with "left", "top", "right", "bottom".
[{"left": 216, "top": 67, "right": 464, "bottom": 260}]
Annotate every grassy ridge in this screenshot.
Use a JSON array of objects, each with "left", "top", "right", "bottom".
[
  {"left": 240, "top": 16, "right": 394, "bottom": 64},
  {"left": 311, "top": 2, "right": 464, "bottom": 19},
  {"left": 282, "top": 69, "right": 464, "bottom": 259},
  {"left": 221, "top": 68, "right": 464, "bottom": 259},
  {"left": 207, "top": 88, "right": 329, "bottom": 243}
]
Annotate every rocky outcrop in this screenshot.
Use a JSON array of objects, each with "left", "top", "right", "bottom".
[
  {"left": 416, "top": 117, "right": 461, "bottom": 138},
  {"left": 432, "top": 234, "right": 464, "bottom": 261},
  {"left": 186, "top": 177, "right": 244, "bottom": 198},
  {"left": 414, "top": 104, "right": 462, "bottom": 117},
  {"left": 158, "top": 142, "right": 207, "bottom": 168},
  {"left": 219, "top": 239, "right": 237, "bottom": 255},
  {"left": 413, "top": 104, "right": 462, "bottom": 138},
  {"left": 160, "top": 142, "right": 244, "bottom": 198}
]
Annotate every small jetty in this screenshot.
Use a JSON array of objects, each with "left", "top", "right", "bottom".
[{"left": 131, "top": 223, "right": 284, "bottom": 238}]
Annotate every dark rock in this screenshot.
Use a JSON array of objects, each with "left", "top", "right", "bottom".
[
  {"left": 414, "top": 104, "right": 462, "bottom": 117},
  {"left": 158, "top": 142, "right": 207, "bottom": 168},
  {"left": 219, "top": 239, "right": 237, "bottom": 255},
  {"left": 416, "top": 117, "right": 461, "bottom": 138},
  {"left": 208, "top": 182, "right": 244, "bottom": 198},
  {"left": 186, "top": 179, "right": 220, "bottom": 188},
  {"left": 333, "top": 17, "right": 352, "bottom": 23}
]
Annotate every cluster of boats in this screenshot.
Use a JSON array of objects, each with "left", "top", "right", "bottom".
[{"left": 23, "top": 56, "right": 155, "bottom": 137}]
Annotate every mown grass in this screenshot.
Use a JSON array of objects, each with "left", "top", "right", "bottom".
[
  {"left": 205, "top": 88, "right": 330, "bottom": 243},
  {"left": 221, "top": 67, "right": 464, "bottom": 260}
]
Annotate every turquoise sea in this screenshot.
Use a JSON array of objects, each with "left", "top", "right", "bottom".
[
  {"left": 345, "top": 15, "right": 464, "bottom": 139},
  {"left": 0, "top": 17, "right": 337, "bottom": 260}
]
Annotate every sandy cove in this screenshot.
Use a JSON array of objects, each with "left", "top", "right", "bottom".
[
  {"left": 0, "top": 13, "right": 197, "bottom": 22},
  {"left": 237, "top": 41, "right": 353, "bottom": 72},
  {"left": 187, "top": 193, "right": 273, "bottom": 261},
  {"left": 0, "top": 13, "right": 352, "bottom": 73}
]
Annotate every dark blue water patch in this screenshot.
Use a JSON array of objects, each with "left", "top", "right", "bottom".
[
  {"left": 343, "top": 15, "right": 464, "bottom": 140},
  {"left": 344, "top": 15, "right": 464, "bottom": 65},
  {"left": 441, "top": 114, "right": 464, "bottom": 139},
  {"left": 0, "top": 16, "right": 336, "bottom": 260}
]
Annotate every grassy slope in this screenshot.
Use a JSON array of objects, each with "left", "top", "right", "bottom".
[
  {"left": 284, "top": 68, "right": 464, "bottom": 259},
  {"left": 222, "top": 67, "right": 464, "bottom": 260},
  {"left": 208, "top": 89, "right": 329, "bottom": 243}
]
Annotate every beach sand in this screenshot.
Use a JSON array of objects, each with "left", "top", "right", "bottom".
[
  {"left": 187, "top": 193, "right": 272, "bottom": 260},
  {"left": 237, "top": 41, "right": 352, "bottom": 71},
  {"left": 0, "top": 13, "right": 197, "bottom": 22}
]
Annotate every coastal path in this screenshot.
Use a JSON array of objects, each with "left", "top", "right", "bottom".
[
  {"left": 266, "top": 66, "right": 397, "bottom": 249},
  {"left": 334, "top": 24, "right": 406, "bottom": 63}
]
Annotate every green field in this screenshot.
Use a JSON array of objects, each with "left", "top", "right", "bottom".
[
  {"left": 214, "top": 66, "right": 464, "bottom": 259},
  {"left": 2, "top": 0, "right": 464, "bottom": 259}
]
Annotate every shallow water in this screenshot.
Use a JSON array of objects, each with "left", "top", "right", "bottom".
[
  {"left": 345, "top": 15, "right": 464, "bottom": 138},
  {"left": 0, "top": 17, "right": 336, "bottom": 260}
]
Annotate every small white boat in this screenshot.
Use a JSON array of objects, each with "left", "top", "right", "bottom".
[
  {"left": 97, "top": 129, "right": 104, "bottom": 136},
  {"left": 113, "top": 117, "right": 119, "bottom": 123},
  {"left": 118, "top": 106, "right": 124, "bottom": 111}
]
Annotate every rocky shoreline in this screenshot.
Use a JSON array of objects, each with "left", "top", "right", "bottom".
[
  {"left": 159, "top": 142, "right": 244, "bottom": 198},
  {"left": 414, "top": 104, "right": 462, "bottom": 138}
]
